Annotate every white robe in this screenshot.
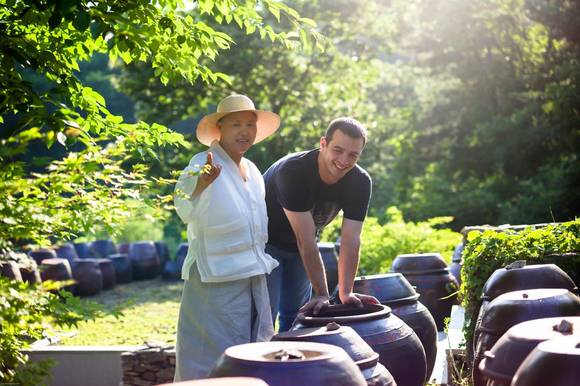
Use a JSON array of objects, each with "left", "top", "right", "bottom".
[
  {"left": 174, "top": 140, "right": 278, "bottom": 282},
  {"left": 173, "top": 141, "right": 277, "bottom": 381}
]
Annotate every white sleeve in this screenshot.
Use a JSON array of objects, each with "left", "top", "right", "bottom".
[{"left": 174, "top": 153, "right": 206, "bottom": 224}]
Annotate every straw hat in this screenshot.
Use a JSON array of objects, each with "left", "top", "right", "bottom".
[{"left": 196, "top": 94, "right": 281, "bottom": 146}]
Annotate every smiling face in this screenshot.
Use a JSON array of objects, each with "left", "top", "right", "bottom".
[
  {"left": 318, "top": 129, "right": 365, "bottom": 184},
  {"left": 217, "top": 111, "right": 258, "bottom": 163}
]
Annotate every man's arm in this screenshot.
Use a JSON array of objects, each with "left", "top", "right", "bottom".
[
  {"left": 283, "top": 209, "right": 330, "bottom": 312},
  {"left": 337, "top": 218, "right": 378, "bottom": 306}
]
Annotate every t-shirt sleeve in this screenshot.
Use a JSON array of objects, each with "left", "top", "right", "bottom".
[
  {"left": 342, "top": 171, "right": 372, "bottom": 221},
  {"left": 275, "top": 163, "right": 313, "bottom": 212}
]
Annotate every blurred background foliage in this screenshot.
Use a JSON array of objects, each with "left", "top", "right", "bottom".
[
  {"left": 321, "top": 207, "right": 462, "bottom": 274},
  {"left": 118, "top": 0, "right": 579, "bottom": 235},
  {"left": 1, "top": 0, "right": 577, "bottom": 267}
]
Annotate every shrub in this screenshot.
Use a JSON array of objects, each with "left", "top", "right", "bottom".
[
  {"left": 0, "top": 274, "right": 115, "bottom": 385},
  {"left": 460, "top": 220, "right": 580, "bottom": 354},
  {"left": 321, "top": 207, "right": 462, "bottom": 275}
]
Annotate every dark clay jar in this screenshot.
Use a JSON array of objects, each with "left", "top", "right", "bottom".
[
  {"left": 154, "top": 241, "right": 170, "bottom": 273},
  {"left": 108, "top": 254, "right": 133, "bottom": 284},
  {"left": 72, "top": 259, "right": 103, "bottom": 297},
  {"left": 28, "top": 248, "right": 57, "bottom": 264},
  {"left": 354, "top": 273, "right": 438, "bottom": 382},
  {"left": 318, "top": 242, "right": 339, "bottom": 296},
  {"left": 73, "top": 242, "right": 94, "bottom": 259},
  {"left": 449, "top": 243, "right": 464, "bottom": 286},
  {"left": 1, "top": 261, "right": 22, "bottom": 281},
  {"left": 273, "top": 324, "right": 396, "bottom": 386},
  {"left": 391, "top": 253, "right": 459, "bottom": 331},
  {"left": 209, "top": 341, "right": 367, "bottom": 386},
  {"left": 159, "top": 378, "right": 268, "bottom": 386},
  {"left": 293, "top": 304, "right": 426, "bottom": 386},
  {"left": 472, "top": 288, "right": 580, "bottom": 386},
  {"left": 479, "top": 317, "right": 580, "bottom": 386},
  {"left": 128, "top": 241, "right": 160, "bottom": 280},
  {"left": 511, "top": 336, "right": 580, "bottom": 386},
  {"left": 118, "top": 243, "right": 130, "bottom": 255},
  {"left": 20, "top": 265, "right": 42, "bottom": 284},
  {"left": 55, "top": 243, "right": 79, "bottom": 262},
  {"left": 90, "top": 239, "right": 117, "bottom": 259},
  {"left": 163, "top": 243, "right": 188, "bottom": 281},
  {"left": 97, "top": 258, "right": 116, "bottom": 290},
  {"left": 39, "top": 258, "right": 74, "bottom": 292}
]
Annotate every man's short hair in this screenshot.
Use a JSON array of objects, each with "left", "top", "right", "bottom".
[{"left": 325, "top": 117, "right": 368, "bottom": 145}]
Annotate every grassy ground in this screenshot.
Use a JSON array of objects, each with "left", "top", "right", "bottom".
[{"left": 60, "top": 278, "right": 183, "bottom": 346}]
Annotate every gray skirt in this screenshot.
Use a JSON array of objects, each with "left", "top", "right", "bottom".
[{"left": 174, "top": 263, "right": 274, "bottom": 381}]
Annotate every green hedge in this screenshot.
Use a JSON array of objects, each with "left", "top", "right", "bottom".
[
  {"left": 321, "top": 207, "right": 462, "bottom": 275},
  {"left": 460, "top": 219, "right": 580, "bottom": 353}
]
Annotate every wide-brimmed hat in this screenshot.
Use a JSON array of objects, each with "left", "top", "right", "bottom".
[{"left": 196, "top": 94, "right": 281, "bottom": 146}]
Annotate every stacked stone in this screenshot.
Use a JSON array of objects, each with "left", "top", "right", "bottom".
[{"left": 121, "top": 344, "right": 176, "bottom": 386}]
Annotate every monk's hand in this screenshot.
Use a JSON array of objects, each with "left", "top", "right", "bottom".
[
  {"left": 298, "top": 295, "right": 330, "bottom": 316},
  {"left": 199, "top": 151, "right": 221, "bottom": 186},
  {"left": 339, "top": 292, "right": 380, "bottom": 308}
]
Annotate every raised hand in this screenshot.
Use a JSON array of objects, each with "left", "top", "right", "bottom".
[
  {"left": 191, "top": 151, "right": 222, "bottom": 197},
  {"left": 199, "top": 151, "right": 222, "bottom": 185}
]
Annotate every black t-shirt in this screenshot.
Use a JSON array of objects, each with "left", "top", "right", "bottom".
[{"left": 264, "top": 149, "right": 372, "bottom": 251}]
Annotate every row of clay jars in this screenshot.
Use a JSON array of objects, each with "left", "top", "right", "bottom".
[
  {"left": 472, "top": 262, "right": 580, "bottom": 386},
  {"left": 479, "top": 316, "right": 580, "bottom": 386},
  {"left": 206, "top": 305, "right": 421, "bottom": 386},
  {"left": 33, "top": 241, "right": 163, "bottom": 282},
  {"left": 1, "top": 260, "right": 41, "bottom": 283},
  {"left": 75, "top": 240, "right": 162, "bottom": 280}
]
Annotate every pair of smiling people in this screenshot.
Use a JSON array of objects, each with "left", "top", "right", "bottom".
[{"left": 173, "top": 94, "right": 377, "bottom": 381}]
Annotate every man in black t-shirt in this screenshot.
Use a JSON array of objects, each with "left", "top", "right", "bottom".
[{"left": 264, "top": 117, "right": 378, "bottom": 331}]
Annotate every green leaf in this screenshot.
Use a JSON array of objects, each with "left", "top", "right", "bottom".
[
  {"left": 73, "top": 10, "right": 91, "bottom": 32},
  {"left": 48, "top": 11, "right": 63, "bottom": 29},
  {"left": 268, "top": 3, "right": 281, "bottom": 22}
]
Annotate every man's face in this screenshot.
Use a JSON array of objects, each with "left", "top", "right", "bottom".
[{"left": 318, "top": 129, "right": 365, "bottom": 184}]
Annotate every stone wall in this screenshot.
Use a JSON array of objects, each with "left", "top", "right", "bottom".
[{"left": 121, "top": 344, "right": 175, "bottom": 386}]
